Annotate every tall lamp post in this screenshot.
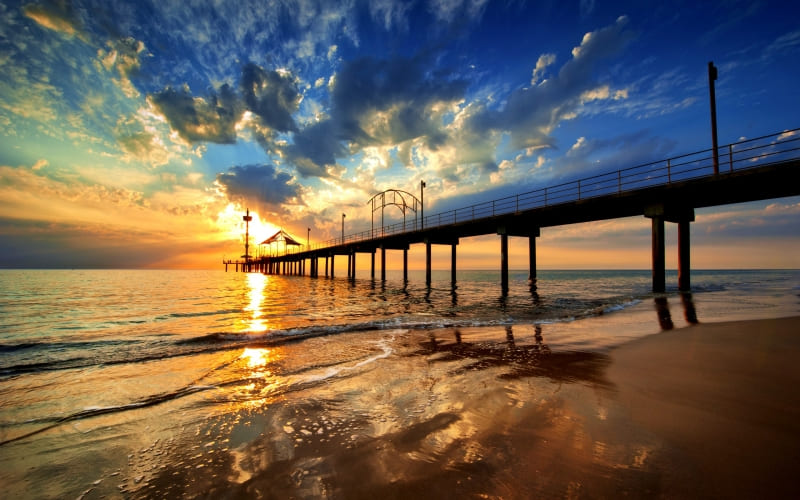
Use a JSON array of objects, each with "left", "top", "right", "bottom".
[
  {"left": 341, "top": 213, "right": 346, "bottom": 244},
  {"left": 420, "top": 180, "right": 426, "bottom": 229},
  {"left": 243, "top": 208, "right": 252, "bottom": 261},
  {"left": 708, "top": 61, "right": 719, "bottom": 175}
]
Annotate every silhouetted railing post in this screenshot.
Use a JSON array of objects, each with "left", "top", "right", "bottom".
[{"left": 728, "top": 144, "right": 734, "bottom": 172}]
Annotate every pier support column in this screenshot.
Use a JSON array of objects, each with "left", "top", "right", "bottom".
[
  {"left": 651, "top": 216, "right": 666, "bottom": 293},
  {"left": 425, "top": 241, "right": 432, "bottom": 287},
  {"left": 500, "top": 232, "right": 509, "bottom": 294},
  {"left": 403, "top": 249, "right": 408, "bottom": 282},
  {"left": 528, "top": 228, "right": 540, "bottom": 281},
  {"left": 451, "top": 244, "right": 457, "bottom": 287},
  {"left": 347, "top": 252, "right": 352, "bottom": 279},
  {"left": 371, "top": 251, "right": 375, "bottom": 280},
  {"left": 381, "top": 247, "right": 386, "bottom": 281},
  {"left": 325, "top": 256, "right": 329, "bottom": 277},
  {"left": 678, "top": 219, "right": 692, "bottom": 291},
  {"left": 351, "top": 252, "right": 356, "bottom": 280},
  {"left": 330, "top": 255, "right": 334, "bottom": 278}
]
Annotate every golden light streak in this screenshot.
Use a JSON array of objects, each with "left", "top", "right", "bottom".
[
  {"left": 240, "top": 347, "right": 273, "bottom": 368},
  {"left": 242, "top": 272, "right": 268, "bottom": 332}
]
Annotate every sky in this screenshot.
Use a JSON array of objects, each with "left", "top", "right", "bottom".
[{"left": 1, "top": 0, "right": 798, "bottom": 270}]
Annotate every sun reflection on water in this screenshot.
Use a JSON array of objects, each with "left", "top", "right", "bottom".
[
  {"left": 240, "top": 347, "right": 273, "bottom": 369},
  {"left": 234, "top": 347, "right": 282, "bottom": 410},
  {"left": 242, "top": 273, "right": 268, "bottom": 332}
]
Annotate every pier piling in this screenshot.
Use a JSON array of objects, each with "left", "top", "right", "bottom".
[{"left": 226, "top": 129, "right": 800, "bottom": 296}]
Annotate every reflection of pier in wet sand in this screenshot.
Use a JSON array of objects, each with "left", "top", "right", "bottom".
[
  {"left": 419, "top": 324, "right": 611, "bottom": 386},
  {"left": 414, "top": 294, "right": 698, "bottom": 385}
]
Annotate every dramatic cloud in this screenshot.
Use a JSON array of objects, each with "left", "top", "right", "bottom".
[
  {"left": 150, "top": 84, "right": 242, "bottom": 144},
  {"left": 148, "top": 62, "right": 301, "bottom": 149},
  {"left": 283, "top": 55, "right": 468, "bottom": 175},
  {"left": 3, "top": 1, "right": 797, "bottom": 268},
  {"left": 283, "top": 120, "right": 346, "bottom": 178},
  {"left": 98, "top": 37, "right": 146, "bottom": 98},
  {"left": 215, "top": 164, "right": 300, "bottom": 214},
  {"left": 469, "top": 16, "right": 634, "bottom": 150},
  {"left": 531, "top": 53, "right": 556, "bottom": 85},
  {"left": 22, "top": 0, "right": 84, "bottom": 39},
  {"left": 240, "top": 63, "right": 301, "bottom": 134},
  {"left": 331, "top": 55, "right": 466, "bottom": 146}
]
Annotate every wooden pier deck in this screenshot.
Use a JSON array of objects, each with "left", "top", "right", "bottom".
[{"left": 224, "top": 129, "right": 800, "bottom": 292}]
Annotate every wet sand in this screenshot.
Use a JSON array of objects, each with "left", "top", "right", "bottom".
[
  {"left": 117, "top": 317, "right": 800, "bottom": 499},
  {"left": 9, "top": 317, "right": 800, "bottom": 499},
  {"left": 607, "top": 315, "right": 800, "bottom": 499}
]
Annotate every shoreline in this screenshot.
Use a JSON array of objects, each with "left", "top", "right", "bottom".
[
  {"left": 3, "top": 296, "right": 800, "bottom": 498},
  {"left": 606, "top": 315, "right": 800, "bottom": 498}
]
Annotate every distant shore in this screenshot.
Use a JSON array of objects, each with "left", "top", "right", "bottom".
[{"left": 607, "top": 316, "right": 800, "bottom": 498}]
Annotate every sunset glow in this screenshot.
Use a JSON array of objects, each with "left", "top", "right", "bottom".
[{"left": 1, "top": 1, "right": 798, "bottom": 269}]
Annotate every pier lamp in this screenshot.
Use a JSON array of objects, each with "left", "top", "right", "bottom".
[{"left": 342, "top": 213, "right": 346, "bottom": 244}]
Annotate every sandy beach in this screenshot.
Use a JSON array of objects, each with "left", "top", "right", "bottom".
[
  {"left": 607, "top": 315, "right": 800, "bottom": 499},
  {"left": 3, "top": 281, "right": 800, "bottom": 500},
  {"left": 110, "top": 316, "right": 800, "bottom": 499}
]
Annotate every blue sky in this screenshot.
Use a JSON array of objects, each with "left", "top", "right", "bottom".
[{"left": 0, "top": 0, "right": 798, "bottom": 268}]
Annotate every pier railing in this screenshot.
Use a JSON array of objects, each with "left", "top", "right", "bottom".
[{"left": 277, "top": 128, "right": 800, "bottom": 255}]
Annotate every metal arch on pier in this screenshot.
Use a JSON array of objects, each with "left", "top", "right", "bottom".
[
  {"left": 368, "top": 189, "right": 421, "bottom": 236},
  {"left": 224, "top": 127, "right": 800, "bottom": 293}
]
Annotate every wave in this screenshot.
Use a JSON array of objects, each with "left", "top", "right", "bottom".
[
  {"left": 0, "top": 384, "right": 218, "bottom": 447},
  {"left": 0, "top": 335, "right": 399, "bottom": 448},
  {"left": 1, "top": 295, "right": 644, "bottom": 379},
  {"left": 163, "top": 308, "right": 240, "bottom": 319}
]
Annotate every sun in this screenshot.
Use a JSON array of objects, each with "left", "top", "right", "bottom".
[{"left": 217, "top": 203, "right": 281, "bottom": 248}]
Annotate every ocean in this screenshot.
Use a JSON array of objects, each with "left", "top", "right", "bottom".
[{"left": 1, "top": 269, "right": 798, "bottom": 498}]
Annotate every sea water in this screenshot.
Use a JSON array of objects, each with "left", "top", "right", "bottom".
[{"left": 1, "top": 269, "right": 798, "bottom": 498}]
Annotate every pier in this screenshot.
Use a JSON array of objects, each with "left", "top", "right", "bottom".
[{"left": 224, "top": 128, "right": 800, "bottom": 292}]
